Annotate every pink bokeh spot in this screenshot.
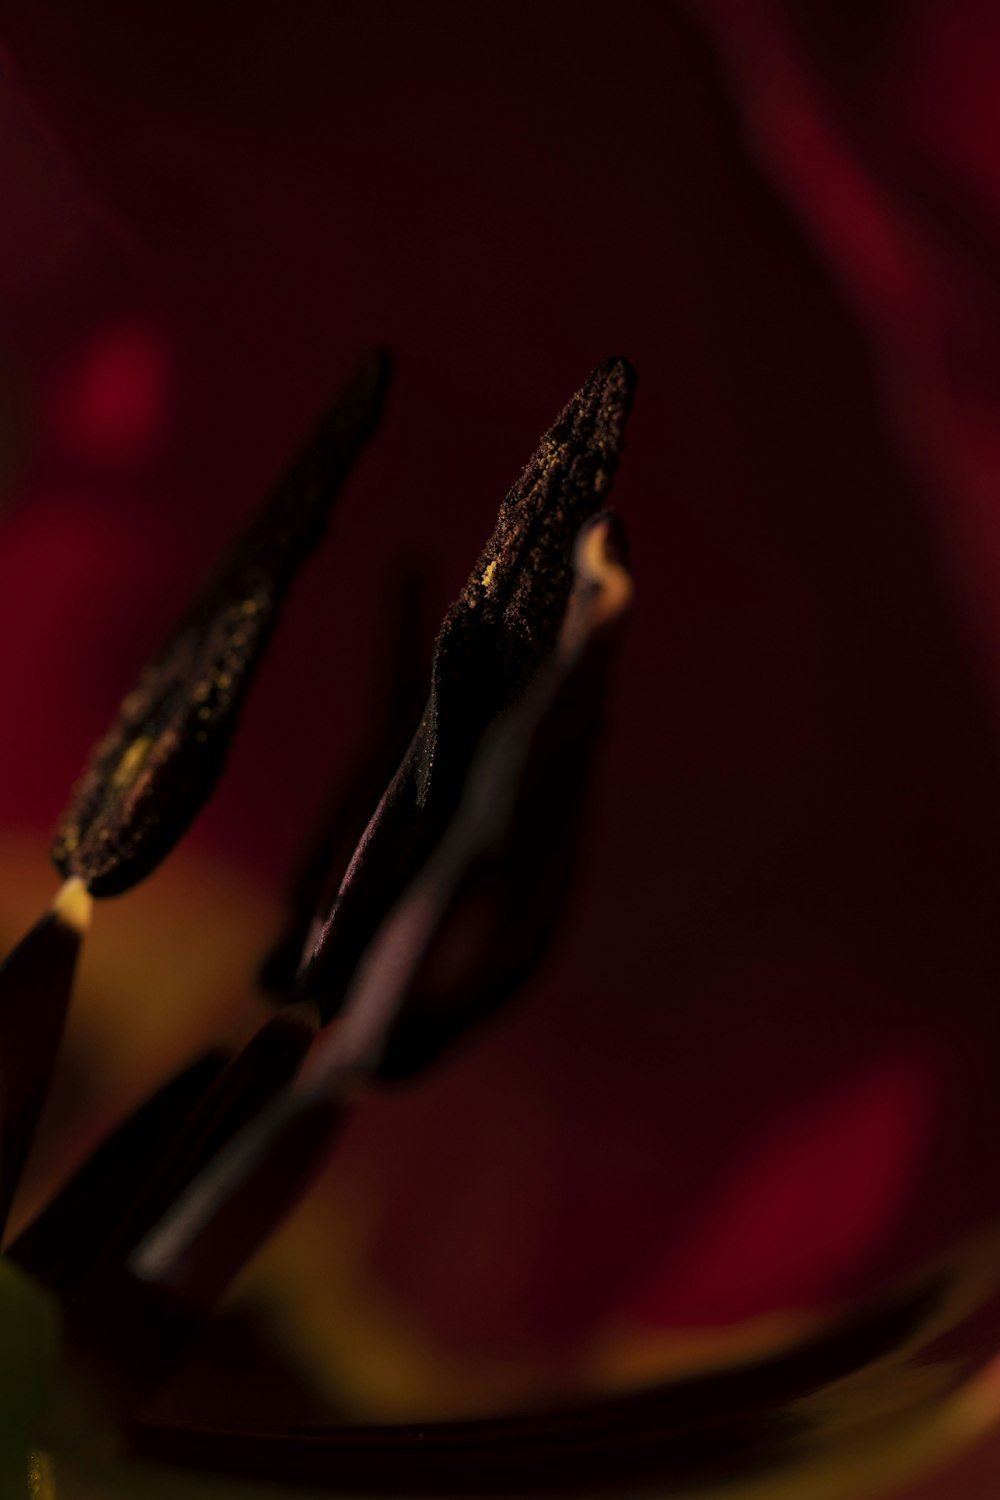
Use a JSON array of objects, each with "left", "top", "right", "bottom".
[{"left": 47, "top": 319, "right": 169, "bottom": 469}]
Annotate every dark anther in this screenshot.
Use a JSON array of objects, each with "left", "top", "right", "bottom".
[
  {"left": 298, "top": 357, "right": 636, "bottom": 1018},
  {"left": 51, "top": 350, "right": 391, "bottom": 897}
]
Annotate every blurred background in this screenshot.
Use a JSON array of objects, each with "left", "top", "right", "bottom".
[{"left": 3, "top": 0, "right": 1000, "bottom": 1457}]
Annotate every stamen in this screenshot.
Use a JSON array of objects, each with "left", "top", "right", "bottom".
[
  {"left": 9, "top": 1050, "right": 231, "bottom": 1291},
  {"left": 128, "top": 1086, "right": 343, "bottom": 1311},
  {"left": 51, "top": 350, "right": 391, "bottom": 897},
  {"left": 317, "top": 511, "right": 635, "bottom": 1082},
  {"left": 0, "top": 880, "right": 94, "bottom": 1233},
  {"left": 102, "top": 1003, "right": 320, "bottom": 1262},
  {"left": 298, "top": 357, "right": 636, "bottom": 1017}
]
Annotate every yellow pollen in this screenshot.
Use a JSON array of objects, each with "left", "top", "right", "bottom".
[
  {"left": 110, "top": 735, "right": 153, "bottom": 789},
  {"left": 53, "top": 877, "right": 93, "bottom": 934},
  {"left": 481, "top": 559, "right": 498, "bottom": 590}
]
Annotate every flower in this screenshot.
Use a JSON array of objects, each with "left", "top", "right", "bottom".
[{"left": 4, "top": 4, "right": 1000, "bottom": 1496}]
